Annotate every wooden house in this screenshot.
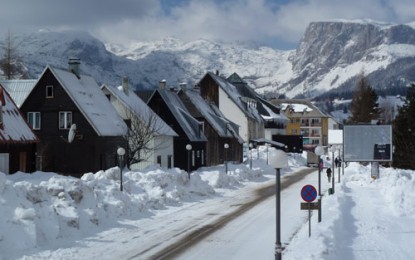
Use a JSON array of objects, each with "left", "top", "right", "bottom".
[
  {"left": 144, "top": 85, "right": 207, "bottom": 172},
  {"left": 178, "top": 87, "right": 244, "bottom": 165},
  {"left": 226, "top": 73, "right": 288, "bottom": 141},
  {"left": 20, "top": 60, "right": 128, "bottom": 177},
  {"left": 198, "top": 72, "right": 289, "bottom": 154},
  {"left": 101, "top": 78, "right": 177, "bottom": 170},
  {"left": 0, "top": 84, "right": 38, "bottom": 174}
]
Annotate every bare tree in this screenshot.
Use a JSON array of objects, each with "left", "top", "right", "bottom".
[
  {"left": 124, "top": 107, "right": 173, "bottom": 169},
  {"left": 0, "top": 31, "right": 26, "bottom": 79},
  {"left": 379, "top": 98, "right": 395, "bottom": 124}
]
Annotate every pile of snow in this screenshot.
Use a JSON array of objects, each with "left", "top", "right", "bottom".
[
  {"left": 0, "top": 146, "right": 299, "bottom": 259},
  {"left": 284, "top": 162, "right": 415, "bottom": 259}
]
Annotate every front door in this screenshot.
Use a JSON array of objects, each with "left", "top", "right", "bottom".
[{"left": 19, "top": 152, "right": 27, "bottom": 172}]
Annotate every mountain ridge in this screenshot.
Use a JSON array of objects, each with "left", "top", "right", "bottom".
[{"left": 2, "top": 20, "right": 415, "bottom": 98}]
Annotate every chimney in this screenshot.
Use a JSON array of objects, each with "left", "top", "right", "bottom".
[
  {"left": 215, "top": 70, "right": 219, "bottom": 75},
  {"left": 159, "top": 79, "right": 166, "bottom": 89},
  {"left": 122, "top": 76, "right": 129, "bottom": 95},
  {"left": 179, "top": 82, "right": 187, "bottom": 90},
  {"left": 68, "top": 58, "right": 81, "bottom": 78}
]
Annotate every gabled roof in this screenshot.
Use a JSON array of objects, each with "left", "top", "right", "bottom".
[
  {"left": 34, "top": 66, "right": 128, "bottom": 136},
  {"left": 227, "top": 72, "right": 288, "bottom": 124},
  {"left": 0, "top": 85, "right": 38, "bottom": 144},
  {"left": 203, "top": 72, "right": 263, "bottom": 122},
  {"left": 273, "top": 99, "right": 330, "bottom": 118},
  {"left": 150, "top": 88, "right": 207, "bottom": 142},
  {"left": 101, "top": 84, "right": 177, "bottom": 137},
  {"left": 0, "top": 79, "right": 37, "bottom": 108},
  {"left": 182, "top": 89, "right": 243, "bottom": 143}
]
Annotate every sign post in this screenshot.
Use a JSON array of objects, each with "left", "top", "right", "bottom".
[{"left": 300, "top": 185, "right": 318, "bottom": 237}]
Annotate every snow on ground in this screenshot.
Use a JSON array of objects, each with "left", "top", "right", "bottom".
[{"left": 0, "top": 146, "right": 414, "bottom": 260}]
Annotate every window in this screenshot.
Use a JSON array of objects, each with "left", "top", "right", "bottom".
[
  {"left": 59, "top": 111, "right": 72, "bottom": 129},
  {"left": 168, "top": 155, "right": 173, "bottom": 168},
  {"left": 157, "top": 155, "right": 162, "bottom": 165},
  {"left": 291, "top": 129, "right": 297, "bottom": 134},
  {"left": 201, "top": 150, "right": 205, "bottom": 165},
  {"left": 192, "top": 150, "right": 195, "bottom": 166},
  {"left": 46, "top": 85, "right": 54, "bottom": 98},
  {"left": 28, "top": 112, "right": 41, "bottom": 130}
]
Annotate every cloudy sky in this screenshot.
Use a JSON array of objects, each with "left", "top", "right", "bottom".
[{"left": 1, "top": 0, "right": 415, "bottom": 49}]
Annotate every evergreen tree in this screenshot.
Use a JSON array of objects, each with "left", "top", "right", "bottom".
[
  {"left": 392, "top": 83, "right": 415, "bottom": 169},
  {"left": 348, "top": 72, "right": 380, "bottom": 124}
]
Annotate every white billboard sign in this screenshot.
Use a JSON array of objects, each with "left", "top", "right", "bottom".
[
  {"left": 343, "top": 125, "right": 392, "bottom": 162},
  {"left": 328, "top": 129, "right": 343, "bottom": 145}
]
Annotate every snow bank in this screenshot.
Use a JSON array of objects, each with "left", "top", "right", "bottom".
[
  {"left": 0, "top": 155, "right": 286, "bottom": 259},
  {"left": 283, "top": 162, "right": 415, "bottom": 259}
]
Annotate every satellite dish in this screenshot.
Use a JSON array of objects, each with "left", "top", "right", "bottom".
[{"left": 68, "top": 124, "right": 77, "bottom": 143}]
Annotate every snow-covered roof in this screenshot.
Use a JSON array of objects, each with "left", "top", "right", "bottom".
[
  {"left": 0, "top": 85, "right": 38, "bottom": 144},
  {"left": 226, "top": 72, "right": 288, "bottom": 125},
  {"left": 206, "top": 72, "right": 263, "bottom": 122},
  {"left": 153, "top": 89, "right": 207, "bottom": 142},
  {"left": 281, "top": 103, "right": 313, "bottom": 113},
  {"left": 101, "top": 84, "right": 177, "bottom": 137},
  {"left": 259, "top": 99, "right": 289, "bottom": 123},
  {"left": 0, "top": 79, "right": 37, "bottom": 108},
  {"left": 43, "top": 66, "right": 128, "bottom": 136},
  {"left": 183, "top": 89, "right": 243, "bottom": 143}
]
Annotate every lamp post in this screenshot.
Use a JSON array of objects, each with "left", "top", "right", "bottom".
[
  {"left": 117, "top": 147, "right": 125, "bottom": 192},
  {"left": 269, "top": 149, "right": 288, "bottom": 260},
  {"left": 186, "top": 144, "right": 192, "bottom": 179},
  {"left": 249, "top": 143, "right": 253, "bottom": 170},
  {"left": 224, "top": 143, "right": 229, "bottom": 174},
  {"left": 329, "top": 146, "right": 335, "bottom": 194},
  {"left": 266, "top": 143, "right": 270, "bottom": 164},
  {"left": 315, "top": 145, "right": 324, "bottom": 223},
  {"left": 337, "top": 148, "right": 341, "bottom": 183}
]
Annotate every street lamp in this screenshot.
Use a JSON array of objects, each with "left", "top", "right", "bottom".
[
  {"left": 329, "top": 145, "right": 336, "bottom": 194},
  {"left": 269, "top": 149, "right": 288, "bottom": 260},
  {"left": 186, "top": 144, "right": 192, "bottom": 179},
  {"left": 224, "top": 143, "right": 229, "bottom": 174},
  {"left": 266, "top": 143, "right": 270, "bottom": 164},
  {"left": 117, "top": 147, "right": 125, "bottom": 192},
  {"left": 315, "top": 145, "right": 324, "bottom": 223},
  {"left": 249, "top": 143, "right": 253, "bottom": 170}
]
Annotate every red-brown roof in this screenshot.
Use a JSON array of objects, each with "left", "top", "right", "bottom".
[{"left": 0, "top": 84, "right": 38, "bottom": 144}]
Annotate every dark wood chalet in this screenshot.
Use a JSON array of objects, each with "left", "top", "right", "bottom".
[
  {"left": 178, "top": 87, "right": 243, "bottom": 166},
  {"left": 20, "top": 60, "right": 128, "bottom": 177},
  {"left": 144, "top": 86, "right": 207, "bottom": 172},
  {"left": 0, "top": 85, "right": 38, "bottom": 174}
]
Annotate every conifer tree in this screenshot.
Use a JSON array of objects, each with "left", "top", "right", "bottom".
[
  {"left": 392, "top": 83, "right": 415, "bottom": 169},
  {"left": 348, "top": 72, "right": 380, "bottom": 124}
]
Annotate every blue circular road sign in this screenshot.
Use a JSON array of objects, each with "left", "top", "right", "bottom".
[{"left": 301, "top": 185, "right": 317, "bottom": 202}]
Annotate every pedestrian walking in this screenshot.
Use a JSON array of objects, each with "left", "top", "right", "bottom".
[{"left": 326, "top": 168, "right": 332, "bottom": 182}]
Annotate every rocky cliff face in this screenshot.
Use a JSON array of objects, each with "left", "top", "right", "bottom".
[{"left": 283, "top": 21, "right": 415, "bottom": 97}]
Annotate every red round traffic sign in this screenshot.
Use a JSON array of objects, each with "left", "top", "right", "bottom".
[{"left": 301, "top": 185, "right": 317, "bottom": 202}]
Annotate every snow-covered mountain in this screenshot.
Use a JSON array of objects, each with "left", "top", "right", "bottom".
[{"left": 2, "top": 20, "right": 415, "bottom": 98}]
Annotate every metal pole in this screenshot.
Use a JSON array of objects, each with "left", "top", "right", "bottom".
[
  {"left": 225, "top": 148, "right": 228, "bottom": 174},
  {"left": 338, "top": 163, "right": 341, "bottom": 183},
  {"left": 308, "top": 208, "right": 311, "bottom": 237},
  {"left": 119, "top": 155, "right": 123, "bottom": 192},
  {"left": 318, "top": 157, "right": 322, "bottom": 223},
  {"left": 250, "top": 149, "right": 252, "bottom": 170},
  {"left": 187, "top": 150, "right": 191, "bottom": 179},
  {"left": 332, "top": 151, "right": 335, "bottom": 193},
  {"left": 275, "top": 168, "right": 282, "bottom": 260}
]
